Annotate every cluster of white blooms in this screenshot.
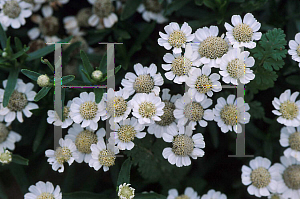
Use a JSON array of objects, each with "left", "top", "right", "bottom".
[{"left": 166, "top": 187, "right": 227, "bottom": 199}]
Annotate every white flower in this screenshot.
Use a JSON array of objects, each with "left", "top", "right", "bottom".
[
  {"left": 70, "top": 92, "right": 103, "bottom": 130},
  {"left": 118, "top": 183, "right": 135, "bottom": 199},
  {"left": 137, "top": 0, "right": 168, "bottom": 24},
  {"left": 272, "top": 89, "right": 300, "bottom": 127},
  {"left": 271, "top": 156, "right": 300, "bottom": 199},
  {"left": 280, "top": 126, "right": 300, "bottom": 161},
  {"left": 34, "top": 0, "right": 69, "bottom": 15},
  {"left": 148, "top": 88, "right": 181, "bottom": 138},
  {"left": 63, "top": 16, "right": 85, "bottom": 36},
  {"left": 130, "top": 93, "right": 165, "bottom": 125},
  {"left": 0, "top": 148, "right": 12, "bottom": 164},
  {"left": 193, "top": 25, "right": 231, "bottom": 68},
  {"left": 158, "top": 22, "right": 194, "bottom": 54},
  {"left": 174, "top": 91, "right": 214, "bottom": 128},
  {"left": 65, "top": 124, "right": 105, "bottom": 163},
  {"left": 0, "top": 122, "right": 21, "bottom": 151},
  {"left": 99, "top": 88, "right": 131, "bottom": 123},
  {"left": 121, "top": 63, "right": 164, "bottom": 96},
  {"left": 219, "top": 48, "right": 255, "bottom": 85},
  {"left": 241, "top": 156, "right": 277, "bottom": 197},
  {"left": 162, "top": 124, "right": 205, "bottom": 167},
  {"left": 288, "top": 32, "right": 300, "bottom": 67},
  {"left": 162, "top": 43, "right": 201, "bottom": 84},
  {"left": 213, "top": 94, "right": 250, "bottom": 133},
  {"left": 186, "top": 65, "right": 222, "bottom": 101},
  {"left": 201, "top": 189, "right": 227, "bottom": 199},
  {"left": 87, "top": 0, "right": 118, "bottom": 28},
  {"left": 24, "top": 181, "right": 62, "bottom": 199},
  {"left": 167, "top": 187, "right": 200, "bottom": 199},
  {"left": 89, "top": 137, "right": 119, "bottom": 172},
  {"left": 0, "top": 0, "right": 32, "bottom": 29},
  {"left": 47, "top": 100, "right": 73, "bottom": 128},
  {"left": 109, "top": 117, "right": 146, "bottom": 150},
  {"left": 225, "top": 13, "right": 262, "bottom": 49},
  {"left": 0, "top": 79, "right": 39, "bottom": 123},
  {"left": 45, "top": 138, "right": 79, "bottom": 173},
  {"left": 268, "top": 193, "right": 285, "bottom": 199}
]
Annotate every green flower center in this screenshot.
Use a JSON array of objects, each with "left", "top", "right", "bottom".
[
  {"left": 143, "top": 0, "right": 162, "bottom": 13},
  {"left": 7, "top": 90, "right": 28, "bottom": 112},
  {"left": 98, "top": 149, "right": 115, "bottom": 167},
  {"left": 195, "top": 75, "right": 213, "bottom": 93},
  {"left": 75, "top": 130, "right": 98, "bottom": 154},
  {"left": 79, "top": 101, "right": 98, "bottom": 120},
  {"left": 232, "top": 23, "right": 253, "bottom": 43},
  {"left": 0, "top": 123, "right": 9, "bottom": 144},
  {"left": 171, "top": 56, "right": 192, "bottom": 76},
  {"left": 55, "top": 147, "right": 72, "bottom": 164},
  {"left": 172, "top": 135, "right": 194, "bottom": 156},
  {"left": 119, "top": 185, "right": 135, "bottom": 199},
  {"left": 198, "top": 36, "right": 229, "bottom": 59},
  {"left": 93, "top": 0, "right": 113, "bottom": 18},
  {"left": 118, "top": 125, "right": 136, "bottom": 143},
  {"left": 270, "top": 194, "right": 280, "bottom": 199},
  {"left": 156, "top": 101, "right": 175, "bottom": 126},
  {"left": 184, "top": 102, "right": 204, "bottom": 122},
  {"left": 138, "top": 102, "right": 156, "bottom": 118},
  {"left": 3, "top": 1, "right": 21, "bottom": 19},
  {"left": 227, "top": 58, "right": 245, "bottom": 79},
  {"left": 168, "top": 31, "right": 187, "bottom": 49},
  {"left": 283, "top": 165, "right": 300, "bottom": 189},
  {"left": 133, "top": 74, "right": 154, "bottom": 94},
  {"left": 107, "top": 97, "right": 128, "bottom": 117},
  {"left": 250, "top": 167, "right": 271, "bottom": 188},
  {"left": 289, "top": 132, "right": 300, "bottom": 151},
  {"left": 220, "top": 104, "right": 240, "bottom": 126},
  {"left": 175, "top": 195, "right": 190, "bottom": 199},
  {"left": 37, "top": 193, "right": 54, "bottom": 199},
  {"left": 279, "top": 100, "right": 299, "bottom": 120}
]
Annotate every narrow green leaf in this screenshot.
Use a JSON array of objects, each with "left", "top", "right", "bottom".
[
  {"left": 11, "top": 46, "right": 30, "bottom": 60},
  {"left": 62, "top": 75, "right": 75, "bottom": 85},
  {"left": 94, "top": 88, "right": 103, "bottom": 103},
  {"left": 99, "top": 52, "right": 107, "bottom": 71},
  {"left": 135, "top": 193, "right": 167, "bottom": 199},
  {"left": 14, "top": 37, "right": 22, "bottom": 51},
  {"left": 80, "top": 50, "right": 94, "bottom": 75},
  {"left": 3, "top": 68, "right": 19, "bottom": 107},
  {"left": 121, "top": 0, "right": 143, "bottom": 20},
  {"left": 81, "top": 69, "right": 94, "bottom": 83},
  {"left": 41, "top": 57, "right": 54, "bottom": 73},
  {"left": 63, "top": 192, "right": 111, "bottom": 199},
  {"left": 12, "top": 154, "right": 29, "bottom": 166},
  {"left": 0, "top": 24, "right": 7, "bottom": 49},
  {"left": 286, "top": 75, "right": 300, "bottom": 85},
  {"left": 5, "top": 37, "right": 11, "bottom": 55},
  {"left": 21, "top": 69, "right": 42, "bottom": 81},
  {"left": 33, "top": 114, "right": 47, "bottom": 152},
  {"left": 0, "top": 180, "right": 8, "bottom": 199},
  {"left": 117, "top": 158, "right": 131, "bottom": 187},
  {"left": 62, "top": 41, "right": 82, "bottom": 66},
  {"left": 34, "top": 87, "right": 52, "bottom": 102},
  {"left": 165, "top": 0, "right": 192, "bottom": 16}
]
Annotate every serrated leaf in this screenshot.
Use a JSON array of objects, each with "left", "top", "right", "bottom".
[
  {"left": 33, "top": 114, "right": 47, "bottom": 152},
  {"left": 80, "top": 50, "right": 94, "bottom": 76},
  {"left": 0, "top": 24, "right": 7, "bottom": 49},
  {"left": 10, "top": 46, "right": 30, "bottom": 60},
  {"left": 248, "top": 101, "right": 265, "bottom": 119},
  {"left": 94, "top": 88, "right": 103, "bottom": 103},
  {"left": 34, "top": 87, "right": 52, "bottom": 102},
  {"left": 12, "top": 154, "right": 29, "bottom": 166},
  {"left": 121, "top": 0, "right": 142, "bottom": 20},
  {"left": 135, "top": 193, "right": 167, "bottom": 199},
  {"left": 21, "top": 69, "right": 42, "bottom": 81},
  {"left": 117, "top": 158, "right": 131, "bottom": 187},
  {"left": 62, "top": 75, "right": 75, "bottom": 85},
  {"left": 63, "top": 192, "right": 111, "bottom": 199},
  {"left": 3, "top": 68, "right": 19, "bottom": 107}
]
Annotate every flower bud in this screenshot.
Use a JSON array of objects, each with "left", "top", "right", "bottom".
[
  {"left": 91, "top": 70, "right": 103, "bottom": 81},
  {"left": 0, "top": 150, "right": 12, "bottom": 165},
  {"left": 37, "top": 74, "right": 50, "bottom": 87}
]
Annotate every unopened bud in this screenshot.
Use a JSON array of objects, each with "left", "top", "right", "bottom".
[
  {"left": 0, "top": 150, "right": 12, "bottom": 165},
  {"left": 37, "top": 74, "right": 50, "bottom": 87},
  {"left": 91, "top": 70, "right": 103, "bottom": 81},
  {"left": 2, "top": 52, "right": 7, "bottom": 57}
]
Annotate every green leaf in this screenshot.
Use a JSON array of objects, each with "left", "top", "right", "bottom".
[
  {"left": 195, "top": 0, "right": 203, "bottom": 5},
  {"left": 21, "top": 69, "right": 42, "bottom": 82},
  {"left": 9, "top": 164, "right": 29, "bottom": 193},
  {"left": 203, "top": 0, "right": 216, "bottom": 10},
  {"left": 0, "top": 180, "right": 8, "bottom": 199},
  {"left": 94, "top": 88, "right": 103, "bottom": 103},
  {"left": 41, "top": 57, "right": 54, "bottom": 73},
  {"left": 12, "top": 154, "right": 29, "bottom": 166},
  {"left": 117, "top": 158, "right": 132, "bottom": 187},
  {"left": 114, "top": 28, "right": 131, "bottom": 40},
  {"left": 33, "top": 114, "right": 47, "bottom": 152},
  {"left": 62, "top": 41, "right": 82, "bottom": 66},
  {"left": 14, "top": 37, "right": 22, "bottom": 51},
  {"left": 99, "top": 52, "right": 107, "bottom": 71},
  {"left": 63, "top": 192, "right": 112, "bottom": 199},
  {"left": 81, "top": 69, "right": 94, "bottom": 83},
  {"left": 62, "top": 75, "right": 75, "bottom": 85},
  {"left": 286, "top": 75, "right": 300, "bottom": 85},
  {"left": 80, "top": 50, "right": 94, "bottom": 75},
  {"left": 3, "top": 68, "right": 19, "bottom": 107},
  {"left": 5, "top": 37, "right": 12, "bottom": 55},
  {"left": 34, "top": 87, "right": 52, "bottom": 102},
  {"left": 248, "top": 101, "right": 265, "bottom": 119},
  {"left": 121, "top": 0, "right": 142, "bottom": 20},
  {"left": 0, "top": 24, "right": 7, "bottom": 49},
  {"left": 165, "top": 0, "right": 192, "bottom": 16},
  {"left": 10, "top": 46, "right": 30, "bottom": 60},
  {"left": 135, "top": 193, "right": 167, "bottom": 199}
]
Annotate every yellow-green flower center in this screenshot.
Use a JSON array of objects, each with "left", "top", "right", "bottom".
[
  {"left": 198, "top": 36, "right": 229, "bottom": 59},
  {"left": 0, "top": 150, "right": 12, "bottom": 164},
  {"left": 98, "top": 149, "right": 116, "bottom": 167},
  {"left": 143, "top": 0, "right": 162, "bottom": 13},
  {"left": 119, "top": 184, "right": 135, "bottom": 199},
  {"left": 75, "top": 130, "right": 98, "bottom": 154},
  {"left": 227, "top": 58, "right": 245, "bottom": 79},
  {"left": 172, "top": 135, "right": 194, "bottom": 156},
  {"left": 250, "top": 167, "right": 271, "bottom": 188},
  {"left": 171, "top": 56, "right": 192, "bottom": 76},
  {"left": 232, "top": 23, "right": 253, "bottom": 43},
  {"left": 118, "top": 125, "right": 136, "bottom": 143},
  {"left": 3, "top": 1, "right": 21, "bottom": 19},
  {"left": 168, "top": 31, "right": 186, "bottom": 49},
  {"left": 107, "top": 96, "right": 128, "bottom": 117},
  {"left": 156, "top": 101, "right": 175, "bottom": 126},
  {"left": 184, "top": 102, "right": 204, "bottom": 122},
  {"left": 138, "top": 102, "right": 156, "bottom": 118},
  {"left": 175, "top": 195, "right": 190, "bottom": 199},
  {"left": 55, "top": 147, "right": 72, "bottom": 165},
  {"left": 297, "top": 45, "right": 300, "bottom": 57},
  {"left": 93, "top": 0, "right": 113, "bottom": 18},
  {"left": 289, "top": 132, "right": 300, "bottom": 151},
  {"left": 0, "top": 123, "right": 9, "bottom": 144},
  {"left": 79, "top": 101, "right": 98, "bottom": 120},
  {"left": 283, "top": 165, "right": 300, "bottom": 189},
  {"left": 37, "top": 193, "right": 54, "bottom": 199},
  {"left": 195, "top": 75, "right": 213, "bottom": 93},
  {"left": 77, "top": 8, "right": 93, "bottom": 27},
  {"left": 270, "top": 194, "right": 280, "bottom": 199},
  {"left": 39, "top": 16, "right": 59, "bottom": 36},
  {"left": 133, "top": 74, "right": 154, "bottom": 94},
  {"left": 63, "top": 106, "right": 70, "bottom": 119},
  {"left": 279, "top": 100, "right": 299, "bottom": 120},
  {"left": 220, "top": 104, "right": 240, "bottom": 126},
  {"left": 7, "top": 90, "right": 28, "bottom": 112}
]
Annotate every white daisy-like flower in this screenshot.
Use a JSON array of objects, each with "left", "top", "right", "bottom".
[
  {"left": 137, "top": 0, "right": 168, "bottom": 24},
  {"left": 162, "top": 43, "right": 201, "bottom": 84},
  {"left": 219, "top": 48, "right": 255, "bottom": 85},
  {"left": 167, "top": 187, "right": 200, "bottom": 199},
  {"left": 201, "top": 189, "right": 227, "bottom": 199},
  {"left": 272, "top": 89, "right": 300, "bottom": 127},
  {"left": 24, "top": 181, "right": 62, "bottom": 199},
  {"left": 225, "top": 13, "right": 262, "bottom": 49},
  {"left": 89, "top": 137, "right": 119, "bottom": 172},
  {"left": 63, "top": 16, "right": 85, "bottom": 36},
  {"left": 158, "top": 22, "right": 194, "bottom": 54},
  {"left": 241, "top": 156, "right": 277, "bottom": 197},
  {"left": 27, "top": 7, "right": 60, "bottom": 42},
  {"left": 118, "top": 183, "right": 135, "bottom": 199},
  {"left": 109, "top": 117, "right": 146, "bottom": 150},
  {"left": 186, "top": 65, "right": 222, "bottom": 101},
  {"left": 45, "top": 138, "right": 78, "bottom": 173},
  {"left": 70, "top": 92, "right": 103, "bottom": 131},
  {"left": 268, "top": 193, "right": 285, "bottom": 199},
  {"left": 47, "top": 100, "right": 73, "bottom": 128},
  {"left": 288, "top": 33, "right": 300, "bottom": 67},
  {"left": 0, "top": 0, "right": 32, "bottom": 29},
  {"left": 130, "top": 92, "right": 165, "bottom": 125},
  {"left": 271, "top": 156, "right": 300, "bottom": 199},
  {"left": 0, "top": 148, "right": 12, "bottom": 164},
  {"left": 0, "top": 122, "right": 21, "bottom": 151},
  {"left": 193, "top": 25, "right": 231, "bottom": 68},
  {"left": 148, "top": 88, "right": 181, "bottom": 138},
  {"left": 99, "top": 88, "right": 131, "bottom": 123},
  {"left": 280, "top": 126, "right": 300, "bottom": 161},
  {"left": 65, "top": 124, "right": 105, "bottom": 163},
  {"left": 23, "top": 0, "right": 42, "bottom": 12},
  {"left": 213, "top": 94, "right": 250, "bottom": 134},
  {"left": 34, "top": 0, "right": 69, "bottom": 14},
  {"left": 121, "top": 63, "right": 164, "bottom": 96},
  {"left": 87, "top": 0, "right": 118, "bottom": 28},
  {"left": 174, "top": 91, "right": 214, "bottom": 128},
  {"left": 0, "top": 79, "right": 39, "bottom": 123},
  {"left": 162, "top": 124, "right": 205, "bottom": 167}
]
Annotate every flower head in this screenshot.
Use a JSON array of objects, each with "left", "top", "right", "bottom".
[
  {"left": 280, "top": 126, "right": 300, "bottom": 162},
  {"left": 288, "top": 32, "right": 300, "bottom": 67},
  {"left": 24, "top": 181, "right": 62, "bottom": 199},
  {"left": 118, "top": 183, "right": 135, "bottom": 199},
  {"left": 137, "top": 0, "right": 168, "bottom": 24},
  {"left": 201, "top": 189, "right": 227, "bottom": 199},
  {"left": 167, "top": 187, "right": 200, "bottom": 199},
  {"left": 0, "top": 122, "right": 22, "bottom": 151},
  {"left": 0, "top": 149, "right": 12, "bottom": 164},
  {"left": 47, "top": 100, "right": 73, "bottom": 128}
]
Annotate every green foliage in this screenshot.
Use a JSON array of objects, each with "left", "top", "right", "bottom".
[
  {"left": 21, "top": 69, "right": 42, "bottom": 81},
  {"left": 248, "top": 101, "right": 265, "bottom": 119},
  {"left": 0, "top": 24, "right": 7, "bottom": 49},
  {"left": 135, "top": 193, "right": 167, "bottom": 199},
  {"left": 3, "top": 68, "right": 19, "bottom": 107},
  {"left": 121, "top": 0, "right": 143, "bottom": 20},
  {"left": 117, "top": 158, "right": 132, "bottom": 187},
  {"left": 11, "top": 154, "right": 29, "bottom": 166},
  {"left": 34, "top": 87, "right": 52, "bottom": 102}
]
